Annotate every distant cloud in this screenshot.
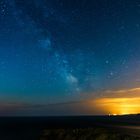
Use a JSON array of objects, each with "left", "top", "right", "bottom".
[{"left": 104, "top": 87, "right": 140, "bottom": 98}]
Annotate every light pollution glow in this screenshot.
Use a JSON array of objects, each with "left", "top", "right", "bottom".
[{"left": 93, "top": 97, "right": 140, "bottom": 115}]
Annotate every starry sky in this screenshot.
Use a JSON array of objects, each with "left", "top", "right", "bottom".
[{"left": 0, "top": 0, "right": 140, "bottom": 116}]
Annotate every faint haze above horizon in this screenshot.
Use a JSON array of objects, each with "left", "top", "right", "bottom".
[{"left": 0, "top": 0, "right": 140, "bottom": 115}]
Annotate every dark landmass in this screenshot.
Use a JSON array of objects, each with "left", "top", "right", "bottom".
[{"left": 0, "top": 115, "right": 140, "bottom": 140}]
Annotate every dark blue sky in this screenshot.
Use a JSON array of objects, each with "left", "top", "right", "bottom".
[{"left": 0, "top": 0, "right": 140, "bottom": 115}]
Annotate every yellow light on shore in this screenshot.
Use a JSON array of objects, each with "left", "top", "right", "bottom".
[
  {"left": 93, "top": 97, "right": 140, "bottom": 115},
  {"left": 112, "top": 114, "right": 117, "bottom": 116}
]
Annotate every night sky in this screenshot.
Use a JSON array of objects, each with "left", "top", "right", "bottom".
[{"left": 0, "top": 0, "right": 140, "bottom": 116}]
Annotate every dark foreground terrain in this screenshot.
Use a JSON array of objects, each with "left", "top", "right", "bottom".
[
  {"left": 0, "top": 115, "right": 140, "bottom": 140},
  {"left": 41, "top": 128, "right": 140, "bottom": 140}
]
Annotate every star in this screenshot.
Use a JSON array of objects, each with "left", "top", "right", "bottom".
[{"left": 105, "top": 60, "right": 109, "bottom": 64}]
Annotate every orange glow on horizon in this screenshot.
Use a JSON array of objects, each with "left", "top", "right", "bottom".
[{"left": 92, "top": 97, "right": 140, "bottom": 115}]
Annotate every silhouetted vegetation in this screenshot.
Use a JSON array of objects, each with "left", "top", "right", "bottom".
[{"left": 40, "top": 128, "right": 140, "bottom": 140}]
